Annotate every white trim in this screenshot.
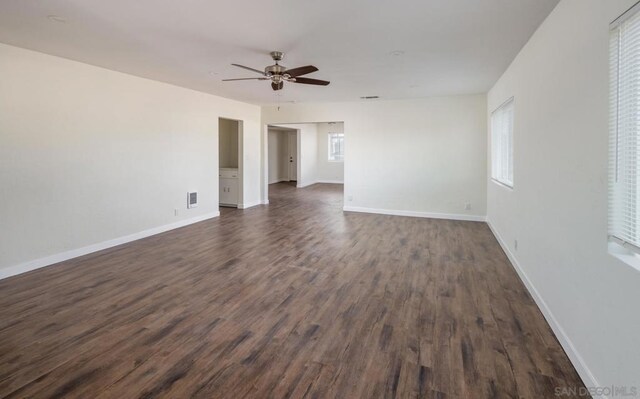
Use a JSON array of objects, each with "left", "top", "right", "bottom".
[
  {"left": 0, "top": 212, "right": 220, "bottom": 281},
  {"left": 486, "top": 219, "right": 600, "bottom": 393},
  {"left": 237, "top": 202, "right": 262, "bottom": 209},
  {"left": 608, "top": 241, "right": 640, "bottom": 272},
  {"left": 611, "top": 1, "right": 640, "bottom": 28},
  {"left": 262, "top": 200, "right": 269, "bottom": 205},
  {"left": 268, "top": 178, "right": 288, "bottom": 184},
  {"left": 491, "top": 178, "right": 514, "bottom": 190},
  {"left": 343, "top": 206, "right": 486, "bottom": 222},
  {"left": 294, "top": 181, "right": 344, "bottom": 188},
  {"left": 316, "top": 180, "right": 344, "bottom": 184}
]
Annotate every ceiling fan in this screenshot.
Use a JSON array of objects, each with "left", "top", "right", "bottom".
[{"left": 222, "top": 51, "right": 330, "bottom": 91}]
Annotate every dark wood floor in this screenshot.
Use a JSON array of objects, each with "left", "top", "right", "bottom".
[{"left": 0, "top": 182, "right": 585, "bottom": 398}]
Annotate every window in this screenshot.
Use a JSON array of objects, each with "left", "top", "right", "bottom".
[
  {"left": 491, "top": 98, "right": 514, "bottom": 187},
  {"left": 328, "top": 133, "right": 344, "bottom": 161},
  {"left": 609, "top": 3, "right": 640, "bottom": 256}
]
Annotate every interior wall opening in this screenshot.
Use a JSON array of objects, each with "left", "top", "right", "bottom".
[
  {"left": 266, "top": 122, "right": 344, "bottom": 203},
  {"left": 219, "top": 117, "right": 242, "bottom": 209}
]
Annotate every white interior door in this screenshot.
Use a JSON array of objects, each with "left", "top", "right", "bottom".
[{"left": 288, "top": 132, "right": 297, "bottom": 181}]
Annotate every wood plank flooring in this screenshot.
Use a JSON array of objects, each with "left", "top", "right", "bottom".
[{"left": 0, "top": 182, "right": 586, "bottom": 398}]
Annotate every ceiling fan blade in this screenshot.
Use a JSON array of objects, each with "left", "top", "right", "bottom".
[
  {"left": 222, "top": 77, "right": 268, "bottom": 81},
  {"left": 285, "top": 65, "right": 318, "bottom": 77},
  {"left": 231, "top": 63, "right": 265, "bottom": 75},
  {"left": 271, "top": 81, "right": 284, "bottom": 91},
  {"left": 292, "top": 77, "right": 330, "bottom": 86}
]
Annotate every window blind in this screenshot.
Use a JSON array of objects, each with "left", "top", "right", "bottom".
[
  {"left": 491, "top": 98, "right": 514, "bottom": 187},
  {"left": 610, "top": 3, "right": 640, "bottom": 251}
]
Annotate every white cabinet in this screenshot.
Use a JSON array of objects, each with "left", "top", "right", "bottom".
[
  {"left": 219, "top": 168, "right": 239, "bottom": 207},
  {"left": 219, "top": 178, "right": 238, "bottom": 206}
]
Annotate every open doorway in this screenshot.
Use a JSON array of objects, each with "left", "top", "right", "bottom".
[
  {"left": 266, "top": 122, "right": 344, "bottom": 203},
  {"left": 219, "top": 118, "right": 242, "bottom": 209},
  {"left": 267, "top": 125, "right": 298, "bottom": 185}
]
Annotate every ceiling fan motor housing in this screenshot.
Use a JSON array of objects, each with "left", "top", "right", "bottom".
[
  {"left": 265, "top": 64, "right": 287, "bottom": 77},
  {"left": 266, "top": 51, "right": 287, "bottom": 78}
]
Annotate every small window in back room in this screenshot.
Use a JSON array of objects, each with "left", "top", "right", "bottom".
[
  {"left": 491, "top": 97, "right": 514, "bottom": 188},
  {"left": 609, "top": 2, "right": 640, "bottom": 264},
  {"left": 328, "top": 132, "right": 344, "bottom": 161}
]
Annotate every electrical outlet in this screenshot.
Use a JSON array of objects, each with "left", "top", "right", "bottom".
[
  {"left": 174, "top": 209, "right": 179, "bottom": 216},
  {"left": 514, "top": 239, "right": 518, "bottom": 251},
  {"left": 347, "top": 195, "right": 353, "bottom": 202},
  {"left": 464, "top": 202, "right": 471, "bottom": 210}
]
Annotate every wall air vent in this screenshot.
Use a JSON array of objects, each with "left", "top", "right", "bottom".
[{"left": 187, "top": 192, "right": 198, "bottom": 208}]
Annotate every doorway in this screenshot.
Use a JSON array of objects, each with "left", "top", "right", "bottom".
[
  {"left": 265, "top": 122, "right": 345, "bottom": 204},
  {"left": 219, "top": 118, "right": 242, "bottom": 208},
  {"left": 267, "top": 125, "right": 298, "bottom": 185}
]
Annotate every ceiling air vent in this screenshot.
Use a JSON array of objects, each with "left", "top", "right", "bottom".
[
  {"left": 187, "top": 192, "right": 198, "bottom": 208},
  {"left": 360, "top": 96, "right": 379, "bottom": 100}
]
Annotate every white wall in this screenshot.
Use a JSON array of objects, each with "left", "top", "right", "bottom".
[
  {"left": 262, "top": 95, "right": 487, "bottom": 220},
  {"left": 0, "top": 43, "right": 261, "bottom": 277},
  {"left": 317, "top": 122, "right": 344, "bottom": 183},
  {"left": 487, "top": 0, "right": 640, "bottom": 390},
  {"left": 296, "top": 124, "right": 318, "bottom": 188},
  {"left": 240, "top": 118, "right": 262, "bottom": 209},
  {"left": 219, "top": 118, "right": 239, "bottom": 168}
]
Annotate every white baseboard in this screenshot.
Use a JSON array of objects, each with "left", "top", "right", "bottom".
[
  {"left": 486, "top": 220, "right": 599, "bottom": 393},
  {"left": 343, "top": 206, "right": 486, "bottom": 222},
  {"left": 316, "top": 180, "right": 344, "bottom": 184},
  {"left": 268, "top": 178, "right": 288, "bottom": 184},
  {"left": 296, "top": 180, "right": 343, "bottom": 188},
  {"left": 238, "top": 202, "right": 261, "bottom": 209},
  {"left": 0, "top": 211, "right": 220, "bottom": 281}
]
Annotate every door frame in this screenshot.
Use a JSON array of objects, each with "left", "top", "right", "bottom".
[
  {"left": 218, "top": 117, "right": 243, "bottom": 208},
  {"left": 265, "top": 125, "right": 300, "bottom": 187}
]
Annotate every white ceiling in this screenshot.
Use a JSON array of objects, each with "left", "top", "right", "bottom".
[{"left": 0, "top": 0, "right": 559, "bottom": 105}]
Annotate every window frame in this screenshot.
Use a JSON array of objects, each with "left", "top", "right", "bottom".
[
  {"left": 608, "top": 1, "right": 640, "bottom": 268},
  {"left": 328, "top": 132, "right": 344, "bottom": 162},
  {"left": 490, "top": 97, "right": 515, "bottom": 189}
]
